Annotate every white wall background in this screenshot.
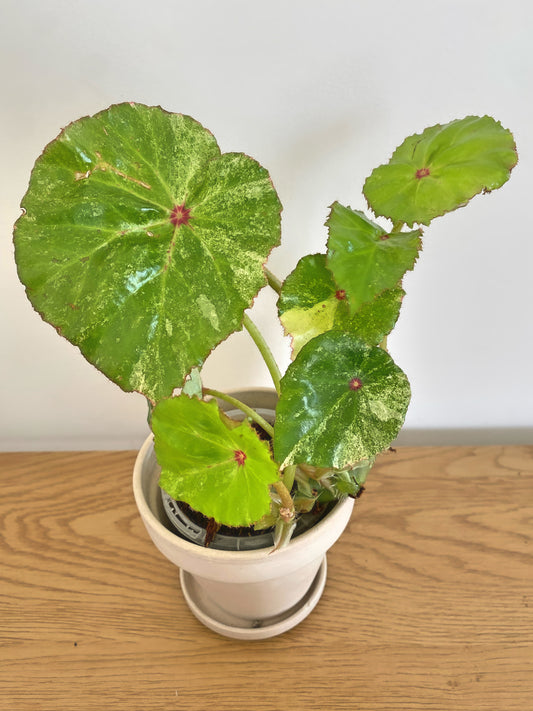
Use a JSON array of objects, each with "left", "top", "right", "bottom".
[{"left": 1, "top": 0, "right": 532, "bottom": 450}]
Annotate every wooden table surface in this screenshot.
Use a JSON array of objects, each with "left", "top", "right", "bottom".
[{"left": 1, "top": 446, "right": 532, "bottom": 710}]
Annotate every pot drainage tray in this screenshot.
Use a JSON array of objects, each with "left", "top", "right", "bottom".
[{"left": 179, "top": 556, "right": 327, "bottom": 640}]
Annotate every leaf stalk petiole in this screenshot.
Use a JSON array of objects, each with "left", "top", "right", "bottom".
[
  {"left": 243, "top": 313, "right": 282, "bottom": 394},
  {"left": 203, "top": 388, "right": 275, "bottom": 439}
]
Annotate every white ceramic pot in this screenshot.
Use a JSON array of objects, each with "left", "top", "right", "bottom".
[{"left": 132, "top": 388, "right": 355, "bottom": 639}]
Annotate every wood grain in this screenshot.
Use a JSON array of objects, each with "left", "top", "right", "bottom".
[{"left": 1, "top": 447, "right": 532, "bottom": 710}]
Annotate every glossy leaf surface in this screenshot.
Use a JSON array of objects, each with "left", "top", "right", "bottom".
[
  {"left": 348, "top": 285, "right": 405, "bottom": 344},
  {"left": 278, "top": 253, "right": 404, "bottom": 357},
  {"left": 273, "top": 331, "right": 411, "bottom": 469},
  {"left": 14, "top": 103, "right": 282, "bottom": 402},
  {"left": 153, "top": 396, "right": 280, "bottom": 527},
  {"left": 363, "top": 115, "right": 517, "bottom": 226},
  {"left": 278, "top": 254, "right": 348, "bottom": 357},
  {"left": 327, "top": 202, "right": 421, "bottom": 312}
]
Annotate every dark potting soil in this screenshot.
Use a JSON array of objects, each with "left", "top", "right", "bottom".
[
  {"left": 172, "top": 497, "right": 333, "bottom": 548},
  {"left": 178, "top": 500, "right": 270, "bottom": 542}
]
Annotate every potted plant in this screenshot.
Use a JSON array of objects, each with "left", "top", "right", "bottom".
[{"left": 14, "top": 104, "right": 517, "bottom": 638}]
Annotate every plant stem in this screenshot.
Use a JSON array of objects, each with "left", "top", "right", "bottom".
[
  {"left": 391, "top": 220, "right": 405, "bottom": 233},
  {"left": 203, "top": 387, "right": 275, "bottom": 438},
  {"left": 146, "top": 398, "right": 154, "bottom": 426},
  {"left": 264, "top": 267, "right": 282, "bottom": 295},
  {"left": 282, "top": 464, "right": 296, "bottom": 492},
  {"left": 273, "top": 480, "right": 295, "bottom": 518},
  {"left": 243, "top": 313, "right": 282, "bottom": 394}
]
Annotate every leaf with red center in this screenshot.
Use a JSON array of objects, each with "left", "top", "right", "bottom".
[
  {"left": 14, "top": 103, "right": 282, "bottom": 403},
  {"left": 278, "top": 253, "right": 405, "bottom": 358},
  {"left": 326, "top": 202, "right": 420, "bottom": 312},
  {"left": 274, "top": 331, "right": 411, "bottom": 469},
  {"left": 363, "top": 115, "right": 517, "bottom": 226},
  {"left": 234, "top": 450, "right": 247, "bottom": 466},
  {"left": 415, "top": 168, "right": 430, "bottom": 179},
  {"left": 170, "top": 203, "right": 192, "bottom": 227},
  {"left": 153, "top": 395, "right": 280, "bottom": 527}
]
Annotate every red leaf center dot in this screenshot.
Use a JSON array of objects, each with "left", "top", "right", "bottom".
[
  {"left": 335, "top": 289, "right": 347, "bottom": 301},
  {"left": 349, "top": 377, "right": 363, "bottom": 391},
  {"left": 415, "top": 167, "right": 430, "bottom": 179},
  {"left": 170, "top": 202, "right": 192, "bottom": 227},
  {"left": 234, "top": 450, "right": 247, "bottom": 466}
]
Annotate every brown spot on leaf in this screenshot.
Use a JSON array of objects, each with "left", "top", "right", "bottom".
[
  {"left": 349, "top": 377, "right": 363, "bottom": 391},
  {"left": 234, "top": 450, "right": 247, "bottom": 466},
  {"left": 170, "top": 203, "right": 192, "bottom": 227},
  {"left": 335, "top": 289, "right": 347, "bottom": 301},
  {"left": 415, "top": 167, "right": 430, "bottom": 179}
]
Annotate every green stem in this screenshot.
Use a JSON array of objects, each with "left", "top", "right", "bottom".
[
  {"left": 265, "top": 267, "right": 282, "bottom": 295},
  {"left": 391, "top": 220, "right": 405, "bottom": 233},
  {"left": 243, "top": 313, "right": 282, "bottom": 394},
  {"left": 203, "top": 388, "right": 275, "bottom": 438},
  {"left": 273, "top": 480, "right": 295, "bottom": 518},
  {"left": 146, "top": 398, "right": 154, "bottom": 426},
  {"left": 282, "top": 464, "right": 296, "bottom": 492}
]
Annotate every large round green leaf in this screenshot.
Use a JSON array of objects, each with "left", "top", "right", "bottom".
[
  {"left": 14, "top": 103, "right": 282, "bottom": 402},
  {"left": 153, "top": 395, "right": 280, "bottom": 527},
  {"left": 278, "top": 253, "right": 404, "bottom": 357},
  {"left": 273, "top": 331, "right": 411, "bottom": 469},
  {"left": 363, "top": 116, "right": 517, "bottom": 227}
]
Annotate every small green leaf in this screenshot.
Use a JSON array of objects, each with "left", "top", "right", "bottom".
[
  {"left": 278, "top": 253, "right": 404, "bottom": 357},
  {"left": 152, "top": 395, "right": 280, "bottom": 527},
  {"left": 363, "top": 115, "right": 517, "bottom": 227},
  {"left": 278, "top": 254, "right": 349, "bottom": 357},
  {"left": 14, "top": 103, "right": 282, "bottom": 402},
  {"left": 326, "top": 202, "right": 421, "bottom": 312},
  {"left": 273, "top": 331, "right": 411, "bottom": 469}
]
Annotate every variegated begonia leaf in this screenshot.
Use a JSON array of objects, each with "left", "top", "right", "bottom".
[
  {"left": 153, "top": 395, "right": 280, "bottom": 527},
  {"left": 363, "top": 115, "right": 517, "bottom": 227},
  {"left": 14, "top": 103, "right": 282, "bottom": 402},
  {"left": 278, "top": 253, "right": 349, "bottom": 357},
  {"left": 326, "top": 202, "right": 421, "bottom": 313},
  {"left": 273, "top": 331, "right": 411, "bottom": 469},
  {"left": 348, "top": 285, "right": 405, "bottom": 344},
  {"left": 278, "top": 253, "right": 404, "bottom": 357}
]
